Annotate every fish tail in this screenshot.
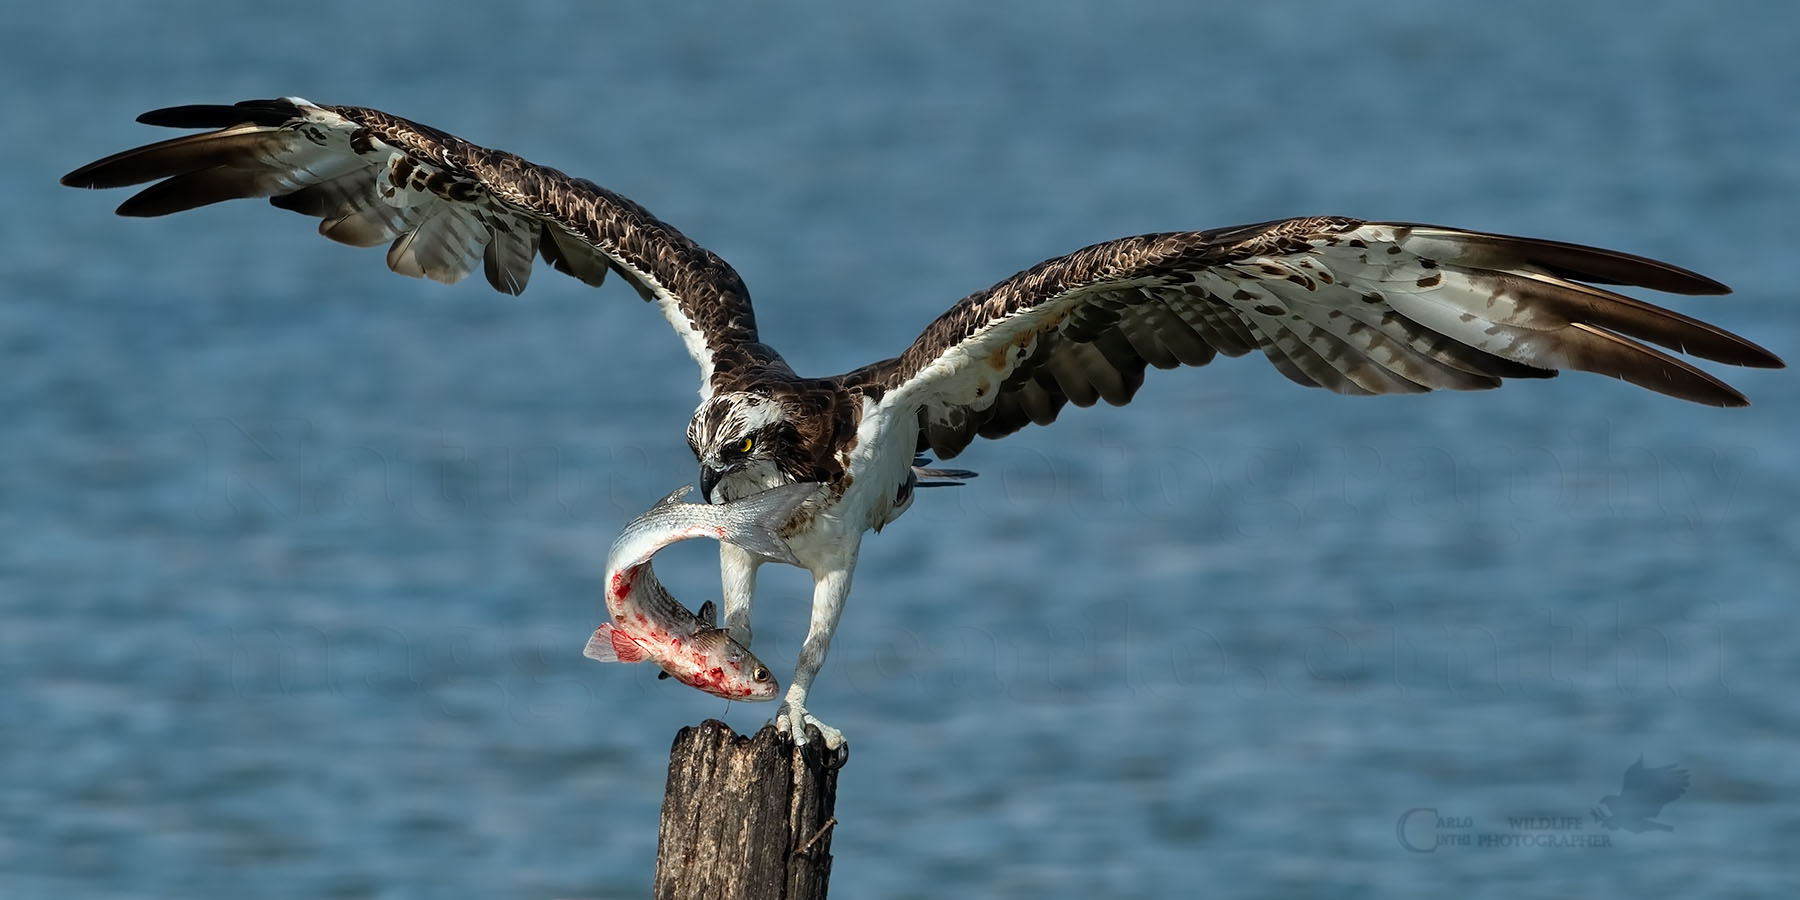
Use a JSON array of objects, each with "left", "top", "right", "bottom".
[
  {"left": 582, "top": 624, "right": 621, "bottom": 662},
  {"left": 719, "top": 482, "right": 821, "bottom": 565},
  {"left": 583, "top": 623, "right": 648, "bottom": 663}
]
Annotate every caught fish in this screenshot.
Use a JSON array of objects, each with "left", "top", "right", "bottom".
[{"left": 583, "top": 481, "right": 819, "bottom": 700}]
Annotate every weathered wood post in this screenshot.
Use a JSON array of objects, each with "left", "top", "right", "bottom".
[{"left": 653, "top": 720, "right": 845, "bottom": 900}]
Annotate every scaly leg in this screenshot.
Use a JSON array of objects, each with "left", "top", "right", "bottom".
[
  {"left": 718, "top": 541, "right": 763, "bottom": 646},
  {"left": 777, "top": 565, "right": 855, "bottom": 749}
]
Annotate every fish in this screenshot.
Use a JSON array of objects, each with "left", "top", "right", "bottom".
[{"left": 582, "top": 481, "right": 820, "bottom": 701}]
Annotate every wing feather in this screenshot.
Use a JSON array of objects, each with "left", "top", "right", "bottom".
[
  {"left": 482, "top": 220, "right": 538, "bottom": 295},
  {"left": 385, "top": 202, "right": 489, "bottom": 284},
  {"left": 1174, "top": 293, "right": 1260, "bottom": 357},
  {"left": 1139, "top": 297, "right": 1220, "bottom": 367},
  {"left": 848, "top": 217, "right": 1781, "bottom": 459},
  {"left": 1115, "top": 301, "right": 1185, "bottom": 370},
  {"left": 540, "top": 222, "right": 613, "bottom": 288},
  {"left": 63, "top": 97, "right": 771, "bottom": 391}
]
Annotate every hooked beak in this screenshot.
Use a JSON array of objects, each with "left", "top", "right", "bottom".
[{"left": 699, "top": 465, "right": 725, "bottom": 503}]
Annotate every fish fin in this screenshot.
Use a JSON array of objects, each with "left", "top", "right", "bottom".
[
  {"left": 652, "top": 484, "right": 695, "bottom": 508},
  {"left": 719, "top": 482, "right": 823, "bottom": 565},
  {"left": 608, "top": 628, "right": 650, "bottom": 663},
  {"left": 657, "top": 670, "right": 671, "bottom": 680},
  {"left": 582, "top": 624, "right": 620, "bottom": 662},
  {"left": 697, "top": 600, "right": 717, "bottom": 627},
  {"left": 689, "top": 625, "right": 736, "bottom": 657}
]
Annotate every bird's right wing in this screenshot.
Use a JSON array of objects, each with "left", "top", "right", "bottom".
[
  {"left": 1622, "top": 758, "right": 1692, "bottom": 808},
  {"left": 62, "top": 97, "right": 771, "bottom": 394}
]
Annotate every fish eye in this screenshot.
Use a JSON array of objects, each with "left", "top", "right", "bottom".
[{"left": 752, "top": 665, "right": 770, "bottom": 682}]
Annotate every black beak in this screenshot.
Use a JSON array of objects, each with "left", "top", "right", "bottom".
[{"left": 699, "top": 465, "right": 724, "bottom": 504}]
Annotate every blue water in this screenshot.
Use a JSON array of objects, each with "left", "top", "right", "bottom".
[{"left": 6, "top": 1, "right": 1798, "bottom": 897}]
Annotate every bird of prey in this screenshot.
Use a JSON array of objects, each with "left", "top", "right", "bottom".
[
  {"left": 64, "top": 98, "right": 1783, "bottom": 747},
  {"left": 1593, "top": 756, "right": 1690, "bottom": 832}
]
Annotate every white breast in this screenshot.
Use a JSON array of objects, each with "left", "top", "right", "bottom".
[{"left": 782, "top": 394, "right": 918, "bottom": 573}]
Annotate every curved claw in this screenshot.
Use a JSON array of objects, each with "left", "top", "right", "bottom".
[{"left": 776, "top": 701, "right": 847, "bottom": 751}]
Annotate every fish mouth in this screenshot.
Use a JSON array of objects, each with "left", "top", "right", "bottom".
[
  {"left": 675, "top": 667, "right": 780, "bottom": 702},
  {"left": 707, "top": 679, "right": 780, "bottom": 702}
]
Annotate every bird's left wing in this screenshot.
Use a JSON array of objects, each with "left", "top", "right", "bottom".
[
  {"left": 848, "top": 217, "right": 1781, "bottom": 459},
  {"left": 62, "top": 97, "right": 766, "bottom": 392}
]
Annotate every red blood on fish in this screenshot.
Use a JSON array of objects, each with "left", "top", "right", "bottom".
[
  {"left": 609, "top": 569, "right": 636, "bottom": 598},
  {"left": 608, "top": 628, "right": 648, "bottom": 662}
]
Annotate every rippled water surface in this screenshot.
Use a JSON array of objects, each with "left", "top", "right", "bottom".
[{"left": 6, "top": 1, "right": 1799, "bottom": 897}]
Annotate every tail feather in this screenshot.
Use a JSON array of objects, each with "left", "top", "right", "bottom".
[{"left": 911, "top": 455, "right": 978, "bottom": 487}]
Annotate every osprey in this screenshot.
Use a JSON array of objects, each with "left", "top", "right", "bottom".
[{"left": 64, "top": 98, "right": 1783, "bottom": 747}]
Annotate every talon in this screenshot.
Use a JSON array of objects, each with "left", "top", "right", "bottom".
[{"left": 775, "top": 702, "right": 847, "bottom": 751}]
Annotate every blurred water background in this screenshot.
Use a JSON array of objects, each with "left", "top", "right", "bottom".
[{"left": 5, "top": 1, "right": 1799, "bottom": 897}]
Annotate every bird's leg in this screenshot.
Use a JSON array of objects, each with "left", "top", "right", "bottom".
[
  {"left": 718, "top": 542, "right": 763, "bottom": 647},
  {"left": 777, "top": 566, "right": 854, "bottom": 750}
]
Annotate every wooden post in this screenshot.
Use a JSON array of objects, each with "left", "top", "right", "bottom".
[{"left": 653, "top": 720, "right": 845, "bottom": 900}]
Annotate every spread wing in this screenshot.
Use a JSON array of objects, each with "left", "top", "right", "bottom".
[
  {"left": 61, "top": 97, "right": 771, "bottom": 393},
  {"left": 1619, "top": 757, "right": 1691, "bottom": 814},
  {"left": 849, "top": 217, "right": 1782, "bottom": 458}
]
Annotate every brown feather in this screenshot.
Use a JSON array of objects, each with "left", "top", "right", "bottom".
[
  {"left": 538, "top": 223, "right": 611, "bottom": 287},
  {"left": 1398, "top": 225, "right": 1731, "bottom": 294},
  {"left": 482, "top": 220, "right": 537, "bottom": 295},
  {"left": 61, "top": 128, "right": 284, "bottom": 190},
  {"left": 1089, "top": 329, "right": 1151, "bottom": 404},
  {"left": 1144, "top": 299, "right": 1220, "bottom": 367},
  {"left": 1522, "top": 323, "right": 1748, "bottom": 407},
  {"left": 135, "top": 100, "right": 300, "bottom": 129},
  {"left": 1115, "top": 304, "right": 1184, "bottom": 369},
  {"left": 1176, "top": 294, "right": 1259, "bottom": 356},
  {"left": 1482, "top": 269, "right": 1781, "bottom": 368},
  {"left": 115, "top": 166, "right": 276, "bottom": 216}
]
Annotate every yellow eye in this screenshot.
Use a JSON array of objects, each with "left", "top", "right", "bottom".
[{"left": 739, "top": 437, "right": 754, "bottom": 454}]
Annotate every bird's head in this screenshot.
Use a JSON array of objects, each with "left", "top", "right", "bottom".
[{"left": 687, "top": 391, "right": 796, "bottom": 503}]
